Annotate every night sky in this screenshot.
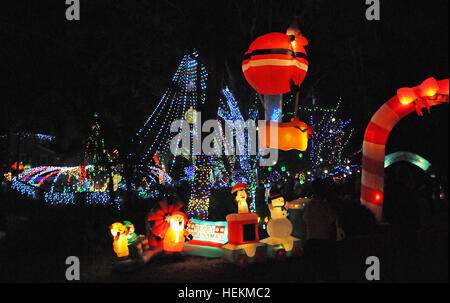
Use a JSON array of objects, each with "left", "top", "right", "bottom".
[{"left": 1, "top": 0, "right": 448, "bottom": 176}]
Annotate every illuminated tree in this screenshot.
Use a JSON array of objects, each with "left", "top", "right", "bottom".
[
  {"left": 298, "top": 97, "right": 356, "bottom": 180},
  {"left": 130, "top": 50, "right": 211, "bottom": 219},
  {"left": 85, "top": 112, "right": 113, "bottom": 166}
]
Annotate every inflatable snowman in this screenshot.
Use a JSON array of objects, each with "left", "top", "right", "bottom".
[{"left": 261, "top": 193, "right": 299, "bottom": 252}]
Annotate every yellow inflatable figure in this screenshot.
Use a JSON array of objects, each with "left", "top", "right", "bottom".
[
  {"left": 110, "top": 222, "right": 129, "bottom": 258},
  {"left": 231, "top": 183, "right": 249, "bottom": 214},
  {"left": 258, "top": 119, "right": 313, "bottom": 151},
  {"left": 163, "top": 211, "right": 192, "bottom": 253}
]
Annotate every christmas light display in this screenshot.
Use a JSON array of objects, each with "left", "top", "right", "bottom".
[
  {"left": 11, "top": 180, "right": 39, "bottom": 199},
  {"left": 131, "top": 50, "right": 263, "bottom": 217},
  {"left": 128, "top": 50, "right": 214, "bottom": 217},
  {"left": 256, "top": 95, "right": 356, "bottom": 189},
  {"left": 11, "top": 164, "right": 123, "bottom": 208},
  {"left": 10, "top": 114, "right": 128, "bottom": 206},
  {"left": 187, "top": 156, "right": 212, "bottom": 220},
  {"left": 361, "top": 77, "right": 449, "bottom": 221},
  {"left": 130, "top": 50, "right": 207, "bottom": 180},
  {"left": 384, "top": 151, "right": 432, "bottom": 172},
  {"left": 184, "top": 106, "right": 198, "bottom": 124},
  {"left": 0, "top": 133, "right": 55, "bottom": 143},
  {"left": 298, "top": 97, "right": 356, "bottom": 180},
  {"left": 3, "top": 172, "right": 12, "bottom": 181},
  {"left": 44, "top": 191, "right": 75, "bottom": 205},
  {"left": 212, "top": 87, "right": 260, "bottom": 212},
  {"left": 11, "top": 162, "right": 24, "bottom": 170},
  {"left": 85, "top": 112, "right": 114, "bottom": 166}
]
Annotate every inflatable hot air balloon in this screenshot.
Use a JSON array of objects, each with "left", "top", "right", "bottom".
[
  {"left": 242, "top": 19, "right": 313, "bottom": 152},
  {"left": 242, "top": 31, "right": 308, "bottom": 95}
]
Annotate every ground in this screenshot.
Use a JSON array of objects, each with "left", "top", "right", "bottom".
[
  {"left": 0, "top": 197, "right": 448, "bottom": 283},
  {"left": 83, "top": 215, "right": 447, "bottom": 283}
]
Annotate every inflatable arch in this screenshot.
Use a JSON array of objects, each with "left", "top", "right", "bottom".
[
  {"left": 384, "top": 151, "right": 432, "bottom": 173},
  {"left": 361, "top": 77, "right": 449, "bottom": 221}
]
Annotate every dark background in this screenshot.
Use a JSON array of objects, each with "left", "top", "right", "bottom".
[
  {"left": 0, "top": 0, "right": 448, "bottom": 284},
  {"left": 1, "top": 0, "right": 448, "bottom": 174}
]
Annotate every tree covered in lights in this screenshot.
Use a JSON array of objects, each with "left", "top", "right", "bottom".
[
  {"left": 84, "top": 112, "right": 120, "bottom": 196},
  {"left": 298, "top": 97, "right": 356, "bottom": 180},
  {"left": 130, "top": 50, "right": 207, "bottom": 179},
  {"left": 130, "top": 51, "right": 262, "bottom": 218},
  {"left": 130, "top": 50, "right": 212, "bottom": 218},
  {"left": 211, "top": 86, "right": 259, "bottom": 212},
  {"left": 85, "top": 112, "right": 114, "bottom": 166},
  {"left": 254, "top": 95, "right": 356, "bottom": 200}
]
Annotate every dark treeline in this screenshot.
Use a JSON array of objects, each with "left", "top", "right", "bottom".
[{"left": 1, "top": 0, "right": 448, "bottom": 175}]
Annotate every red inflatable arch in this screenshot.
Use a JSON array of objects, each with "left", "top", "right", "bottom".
[{"left": 361, "top": 77, "right": 449, "bottom": 221}]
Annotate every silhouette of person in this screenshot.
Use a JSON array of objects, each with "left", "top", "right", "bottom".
[
  {"left": 303, "top": 178, "right": 338, "bottom": 281},
  {"left": 383, "top": 164, "right": 421, "bottom": 282}
]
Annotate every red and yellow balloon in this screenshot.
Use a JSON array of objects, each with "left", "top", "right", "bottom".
[
  {"left": 242, "top": 32, "right": 308, "bottom": 95},
  {"left": 242, "top": 20, "right": 313, "bottom": 152}
]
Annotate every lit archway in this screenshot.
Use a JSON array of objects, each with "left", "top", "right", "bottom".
[
  {"left": 361, "top": 77, "right": 448, "bottom": 221},
  {"left": 384, "top": 151, "right": 432, "bottom": 173}
]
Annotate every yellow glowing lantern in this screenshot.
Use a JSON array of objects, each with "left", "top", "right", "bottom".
[
  {"left": 184, "top": 106, "right": 197, "bottom": 124},
  {"left": 110, "top": 222, "right": 129, "bottom": 258}
]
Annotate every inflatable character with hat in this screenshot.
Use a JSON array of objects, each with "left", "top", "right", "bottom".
[
  {"left": 260, "top": 190, "right": 302, "bottom": 257},
  {"left": 222, "top": 183, "right": 265, "bottom": 265}
]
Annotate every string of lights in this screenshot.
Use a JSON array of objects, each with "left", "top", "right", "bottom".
[
  {"left": 302, "top": 97, "right": 356, "bottom": 180},
  {"left": 0, "top": 133, "right": 55, "bottom": 143}
]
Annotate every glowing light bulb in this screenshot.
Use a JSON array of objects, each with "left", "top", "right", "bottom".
[{"left": 397, "top": 87, "right": 417, "bottom": 105}]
